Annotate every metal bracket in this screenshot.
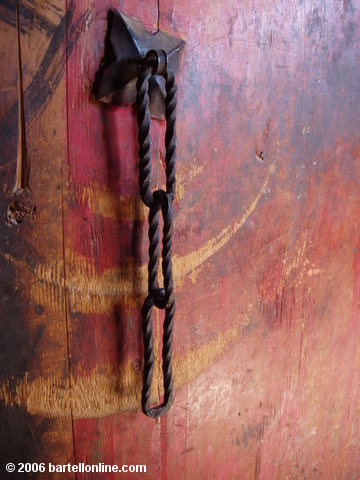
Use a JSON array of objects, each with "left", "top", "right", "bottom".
[{"left": 93, "top": 9, "right": 185, "bottom": 118}]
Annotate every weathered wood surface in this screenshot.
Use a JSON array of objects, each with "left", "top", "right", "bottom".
[
  {"left": 0, "top": 1, "right": 75, "bottom": 478},
  {"left": 1, "top": 0, "right": 360, "bottom": 479}
]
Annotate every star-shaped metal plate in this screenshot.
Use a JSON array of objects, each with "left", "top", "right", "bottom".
[{"left": 93, "top": 9, "right": 185, "bottom": 118}]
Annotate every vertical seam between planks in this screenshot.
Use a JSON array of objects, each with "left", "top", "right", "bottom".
[
  {"left": 157, "top": 0, "right": 160, "bottom": 30},
  {"left": 62, "top": 1, "right": 77, "bottom": 477}
]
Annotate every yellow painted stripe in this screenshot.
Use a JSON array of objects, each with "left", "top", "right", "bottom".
[{"left": 0, "top": 311, "right": 250, "bottom": 418}]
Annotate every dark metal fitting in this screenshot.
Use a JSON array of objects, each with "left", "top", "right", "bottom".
[
  {"left": 144, "top": 50, "right": 168, "bottom": 76},
  {"left": 151, "top": 288, "right": 166, "bottom": 309},
  {"left": 92, "top": 9, "right": 185, "bottom": 118},
  {"left": 152, "top": 189, "right": 173, "bottom": 227},
  {"left": 152, "top": 189, "right": 171, "bottom": 211}
]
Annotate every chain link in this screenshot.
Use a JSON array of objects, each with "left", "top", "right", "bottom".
[{"left": 136, "top": 57, "right": 177, "bottom": 418}]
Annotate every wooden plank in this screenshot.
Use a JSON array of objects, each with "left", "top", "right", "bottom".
[
  {"left": 0, "top": 0, "right": 75, "bottom": 477},
  {"left": 158, "top": 0, "right": 360, "bottom": 478},
  {"left": 65, "top": 0, "right": 360, "bottom": 477},
  {"left": 64, "top": 0, "right": 162, "bottom": 475}
]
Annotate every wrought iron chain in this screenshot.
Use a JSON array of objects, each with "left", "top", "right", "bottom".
[{"left": 136, "top": 57, "right": 177, "bottom": 418}]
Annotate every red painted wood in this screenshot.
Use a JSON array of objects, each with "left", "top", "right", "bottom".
[
  {"left": 1, "top": 0, "right": 359, "bottom": 478},
  {"left": 62, "top": 0, "right": 360, "bottom": 479},
  {"left": 65, "top": 1, "right": 162, "bottom": 478}
]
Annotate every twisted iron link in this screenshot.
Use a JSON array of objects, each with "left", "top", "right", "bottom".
[
  {"left": 136, "top": 68, "right": 155, "bottom": 208},
  {"left": 164, "top": 70, "right": 177, "bottom": 200},
  {"left": 136, "top": 56, "right": 177, "bottom": 418}
]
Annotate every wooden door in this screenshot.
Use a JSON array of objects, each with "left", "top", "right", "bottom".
[{"left": 1, "top": 1, "right": 360, "bottom": 479}]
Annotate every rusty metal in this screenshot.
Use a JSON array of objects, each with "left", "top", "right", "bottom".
[
  {"left": 94, "top": 10, "right": 184, "bottom": 417},
  {"left": 93, "top": 9, "right": 185, "bottom": 118},
  {"left": 137, "top": 64, "right": 177, "bottom": 418}
]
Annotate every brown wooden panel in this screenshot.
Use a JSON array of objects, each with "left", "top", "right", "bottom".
[{"left": 0, "top": 1, "right": 75, "bottom": 478}]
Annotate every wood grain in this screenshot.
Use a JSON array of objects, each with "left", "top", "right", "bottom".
[
  {"left": 0, "top": 1, "right": 75, "bottom": 478},
  {"left": 0, "top": 1, "right": 359, "bottom": 479},
  {"left": 64, "top": 0, "right": 162, "bottom": 475}
]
